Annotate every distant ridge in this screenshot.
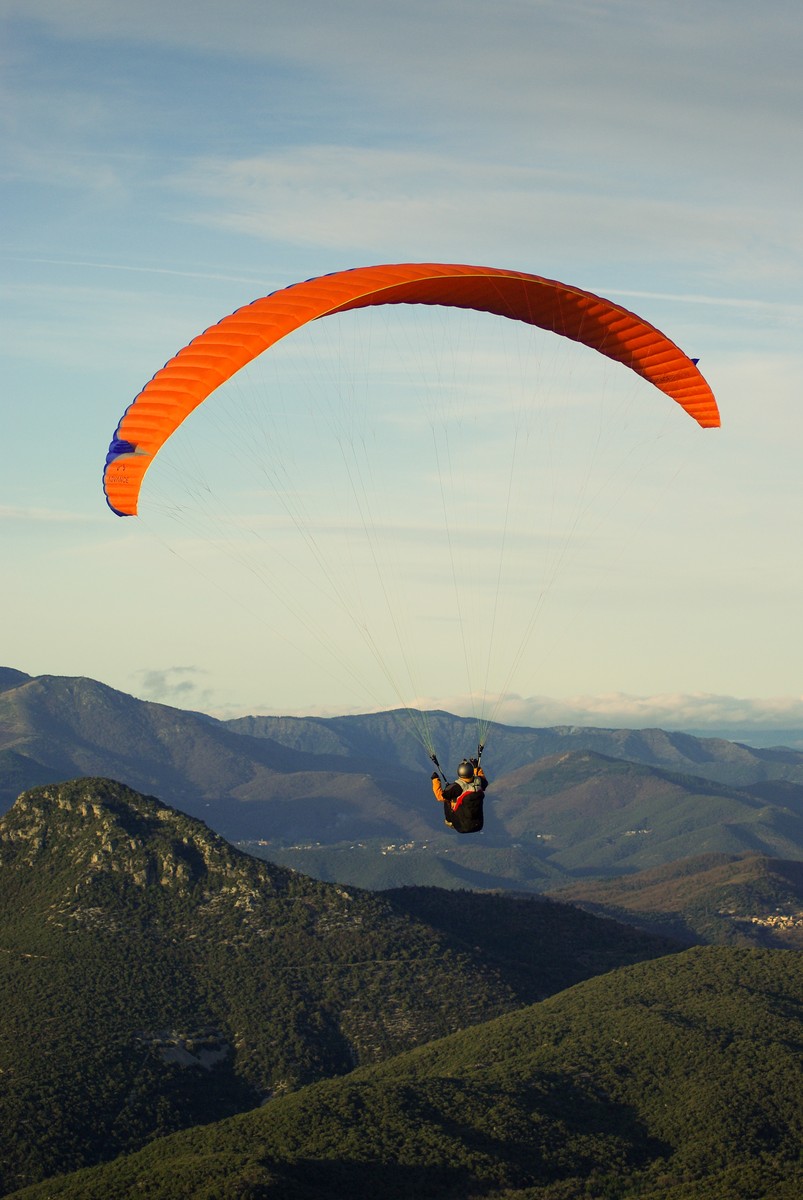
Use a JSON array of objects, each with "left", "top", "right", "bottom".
[
  {"left": 227, "top": 707, "right": 803, "bottom": 780},
  {"left": 2, "top": 670, "right": 803, "bottom": 888}
]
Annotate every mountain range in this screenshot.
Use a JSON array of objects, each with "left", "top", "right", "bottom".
[{"left": 3, "top": 668, "right": 803, "bottom": 890}]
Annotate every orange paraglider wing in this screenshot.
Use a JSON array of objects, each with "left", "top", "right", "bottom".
[{"left": 103, "top": 263, "right": 720, "bottom": 516}]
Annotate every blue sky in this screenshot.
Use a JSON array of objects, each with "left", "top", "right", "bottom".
[{"left": 2, "top": 0, "right": 802, "bottom": 738}]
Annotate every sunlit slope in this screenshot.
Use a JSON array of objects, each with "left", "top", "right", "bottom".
[
  {"left": 555, "top": 851, "right": 803, "bottom": 947},
  {"left": 11, "top": 947, "right": 802, "bottom": 1200}
]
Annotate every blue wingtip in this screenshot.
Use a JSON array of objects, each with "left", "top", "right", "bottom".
[
  {"left": 105, "top": 437, "right": 137, "bottom": 465},
  {"left": 103, "top": 437, "right": 138, "bottom": 516}
]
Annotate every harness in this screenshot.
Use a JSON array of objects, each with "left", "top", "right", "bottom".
[
  {"left": 447, "top": 776, "right": 485, "bottom": 833},
  {"left": 450, "top": 776, "right": 484, "bottom": 812}
]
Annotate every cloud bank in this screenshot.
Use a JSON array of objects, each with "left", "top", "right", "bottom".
[{"left": 411, "top": 691, "right": 803, "bottom": 739}]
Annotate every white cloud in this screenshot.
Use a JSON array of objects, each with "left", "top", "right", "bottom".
[
  {"left": 135, "top": 666, "right": 213, "bottom": 708},
  {"left": 407, "top": 690, "right": 803, "bottom": 735},
  {"left": 8, "top": 1, "right": 801, "bottom": 176},
  {"left": 163, "top": 147, "right": 802, "bottom": 295},
  {"left": 6, "top": 2, "right": 802, "bottom": 297}
]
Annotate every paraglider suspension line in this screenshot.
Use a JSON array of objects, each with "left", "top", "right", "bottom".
[{"left": 429, "top": 753, "right": 448, "bottom": 784}]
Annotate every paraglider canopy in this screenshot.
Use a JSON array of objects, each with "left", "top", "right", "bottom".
[
  {"left": 103, "top": 262, "right": 719, "bottom": 517},
  {"left": 101, "top": 261, "right": 721, "bottom": 758}
]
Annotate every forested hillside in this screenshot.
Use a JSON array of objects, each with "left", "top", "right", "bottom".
[
  {"left": 0, "top": 777, "right": 673, "bottom": 1194},
  {"left": 10, "top": 947, "right": 802, "bottom": 1200}
]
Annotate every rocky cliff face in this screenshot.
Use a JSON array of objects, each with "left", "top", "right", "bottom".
[{"left": 2, "top": 776, "right": 282, "bottom": 890}]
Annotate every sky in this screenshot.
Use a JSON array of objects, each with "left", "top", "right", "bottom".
[{"left": 2, "top": 0, "right": 802, "bottom": 742}]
